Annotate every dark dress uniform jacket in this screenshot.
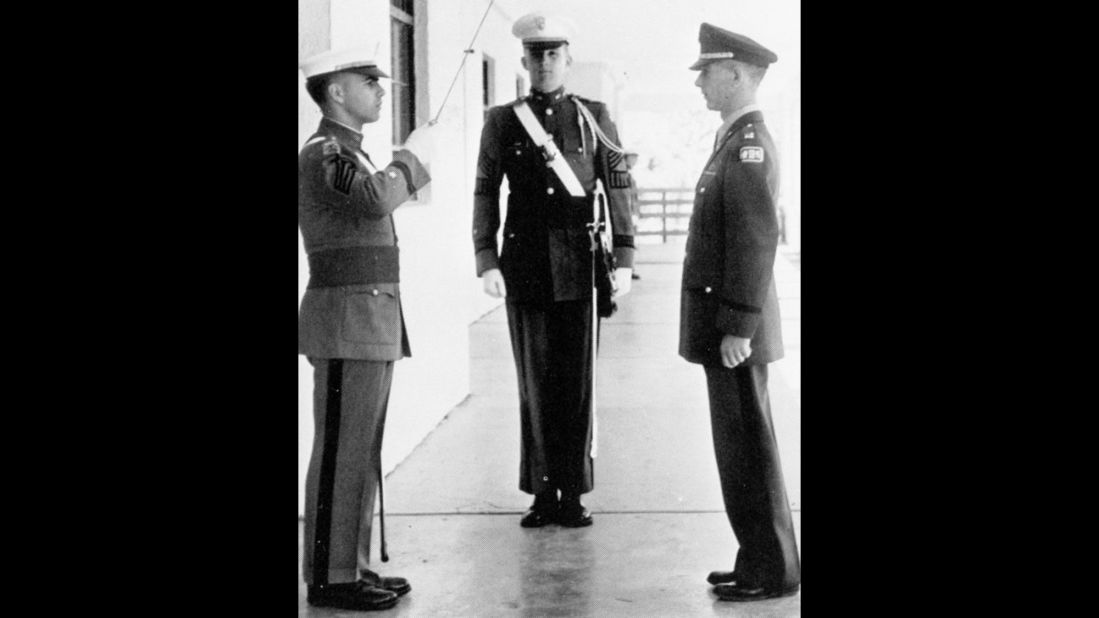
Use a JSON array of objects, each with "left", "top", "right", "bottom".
[
  {"left": 298, "top": 118, "right": 430, "bottom": 361},
  {"left": 472, "top": 88, "right": 635, "bottom": 297},
  {"left": 680, "top": 111, "right": 783, "bottom": 366}
]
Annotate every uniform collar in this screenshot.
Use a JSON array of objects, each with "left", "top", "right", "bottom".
[
  {"left": 715, "top": 104, "right": 763, "bottom": 149},
  {"left": 319, "top": 116, "right": 364, "bottom": 149},
  {"left": 528, "top": 86, "right": 568, "bottom": 105}
]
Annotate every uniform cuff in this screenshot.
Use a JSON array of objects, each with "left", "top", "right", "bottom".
[
  {"left": 392, "top": 149, "right": 431, "bottom": 191},
  {"left": 715, "top": 304, "right": 761, "bottom": 338},
  {"left": 613, "top": 246, "right": 635, "bottom": 269},
  {"left": 476, "top": 248, "right": 500, "bottom": 276}
]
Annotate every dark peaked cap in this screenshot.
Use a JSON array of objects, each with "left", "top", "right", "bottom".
[{"left": 688, "top": 23, "right": 778, "bottom": 70}]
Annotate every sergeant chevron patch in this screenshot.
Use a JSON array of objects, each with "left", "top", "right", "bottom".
[
  {"left": 739, "top": 146, "right": 764, "bottom": 163},
  {"left": 331, "top": 156, "right": 357, "bottom": 194}
]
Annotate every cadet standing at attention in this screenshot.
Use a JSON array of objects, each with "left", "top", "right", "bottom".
[
  {"left": 472, "top": 12, "right": 636, "bottom": 528},
  {"left": 297, "top": 47, "right": 437, "bottom": 612},
  {"left": 679, "top": 23, "right": 801, "bottom": 602}
]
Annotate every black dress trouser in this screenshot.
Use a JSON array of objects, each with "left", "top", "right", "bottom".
[
  {"left": 704, "top": 363, "right": 801, "bottom": 590},
  {"left": 506, "top": 298, "right": 595, "bottom": 496}
]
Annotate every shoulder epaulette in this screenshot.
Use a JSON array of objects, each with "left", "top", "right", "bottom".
[
  {"left": 321, "top": 137, "right": 342, "bottom": 156},
  {"left": 569, "top": 94, "right": 601, "bottom": 106},
  {"left": 302, "top": 134, "right": 343, "bottom": 157}
]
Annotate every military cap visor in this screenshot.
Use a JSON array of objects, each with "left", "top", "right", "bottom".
[
  {"left": 523, "top": 39, "right": 568, "bottom": 52},
  {"left": 689, "top": 23, "right": 777, "bottom": 70}
]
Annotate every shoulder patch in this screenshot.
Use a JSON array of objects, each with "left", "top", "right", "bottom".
[{"left": 739, "top": 146, "right": 764, "bottom": 163}]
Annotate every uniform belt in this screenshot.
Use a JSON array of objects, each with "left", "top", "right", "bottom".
[{"left": 307, "top": 246, "right": 400, "bottom": 288}]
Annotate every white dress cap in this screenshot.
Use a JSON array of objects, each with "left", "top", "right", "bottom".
[
  {"left": 299, "top": 46, "right": 389, "bottom": 80},
  {"left": 511, "top": 12, "right": 576, "bottom": 47}
]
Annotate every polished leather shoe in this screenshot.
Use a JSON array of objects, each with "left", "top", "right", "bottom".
[
  {"left": 307, "top": 581, "right": 399, "bottom": 611},
  {"left": 360, "top": 568, "right": 412, "bottom": 596},
  {"left": 556, "top": 501, "right": 593, "bottom": 527},
  {"left": 707, "top": 570, "right": 738, "bottom": 585},
  {"left": 520, "top": 506, "right": 556, "bottom": 528},
  {"left": 713, "top": 581, "right": 799, "bottom": 602}
]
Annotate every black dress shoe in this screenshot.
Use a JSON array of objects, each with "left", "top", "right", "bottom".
[
  {"left": 631, "top": 272, "right": 641, "bottom": 280},
  {"left": 713, "top": 581, "right": 799, "bottom": 602},
  {"left": 556, "top": 500, "right": 593, "bottom": 527},
  {"left": 519, "top": 506, "right": 556, "bottom": 528},
  {"left": 706, "top": 570, "right": 738, "bottom": 585},
  {"left": 360, "top": 568, "right": 412, "bottom": 596},
  {"left": 307, "top": 581, "right": 399, "bottom": 611}
]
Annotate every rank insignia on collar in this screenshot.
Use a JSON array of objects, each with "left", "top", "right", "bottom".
[
  {"left": 744, "top": 131, "right": 755, "bottom": 139},
  {"left": 322, "top": 141, "right": 340, "bottom": 156},
  {"left": 739, "top": 146, "right": 764, "bottom": 163}
]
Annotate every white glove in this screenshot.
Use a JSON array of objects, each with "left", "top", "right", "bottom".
[
  {"left": 401, "top": 123, "right": 438, "bottom": 164},
  {"left": 613, "top": 268, "right": 632, "bottom": 297}
]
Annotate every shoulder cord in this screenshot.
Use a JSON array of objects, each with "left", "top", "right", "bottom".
[
  {"left": 574, "top": 101, "right": 596, "bottom": 157},
  {"left": 571, "top": 96, "right": 625, "bottom": 156}
]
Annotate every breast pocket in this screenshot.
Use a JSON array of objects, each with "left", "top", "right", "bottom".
[
  {"left": 504, "top": 140, "right": 538, "bottom": 176},
  {"left": 696, "top": 167, "right": 718, "bottom": 196},
  {"left": 340, "top": 284, "right": 400, "bottom": 345}
]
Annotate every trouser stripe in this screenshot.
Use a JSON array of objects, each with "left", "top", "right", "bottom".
[{"left": 312, "top": 359, "right": 344, "bottom": 585}]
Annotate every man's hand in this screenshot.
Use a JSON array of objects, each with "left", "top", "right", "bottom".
[
  {"left": 401, "top": 123, "right": 438, "bottom": 164},
  {"left": 482, "top": 268, "right": 507, "bottom": 298},
  {"left": 720, "top": 335, "right": 752, "bottom": 368},
  {"left": 613, "top": 268, "right": 632, "bottom": 297}
]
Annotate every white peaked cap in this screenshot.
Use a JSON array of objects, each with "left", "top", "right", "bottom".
[
  {"left": 512, "top": 12, "right": 576, "bottom": 47},
  {"left": 299, "top": 46, "right": 389, "bottom": 80}
]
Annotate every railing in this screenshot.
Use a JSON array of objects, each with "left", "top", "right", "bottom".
[{"left": 634, "top": 187, "right": 694, "bottom": 243}]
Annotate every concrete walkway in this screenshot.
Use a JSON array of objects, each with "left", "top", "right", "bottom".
[{"left": 299, "top": 240, "right": 802, "bottom": 616}]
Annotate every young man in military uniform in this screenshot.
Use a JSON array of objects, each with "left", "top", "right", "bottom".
[
  {"left": 472, "top": 12, "right": 635, "bottom": 528},
  {"left": 679, "top": 24, "right": 801, "bottom": 602},
  {"left": 297, "top": 47, "right": 436, "bottom": 612}
]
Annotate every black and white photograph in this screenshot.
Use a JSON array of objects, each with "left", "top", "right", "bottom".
[{"left": 296, "top": 0, "right": 801, "bottom": 614}]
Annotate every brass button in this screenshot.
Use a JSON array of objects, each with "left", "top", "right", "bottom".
[
  {"left": 705, "top": 286, "right": 712, "bottom": 293},
  {"left": 546, "top": 187, "right": 555, "bottom": 195},
  {"left": 372, "top": 289, "right": 379, "bottom": 296},
  {"left": 515, "top": 150, "right": 521, "bottom": 155},
  {"left": 700, "top": 187, "right": 706, "bottom": 193},
  {"left": 546, "top": 108, "right": 554, "bottom": 116},
  {"left": 542, "top": 476, "right": 549, "bottom": 481}
]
